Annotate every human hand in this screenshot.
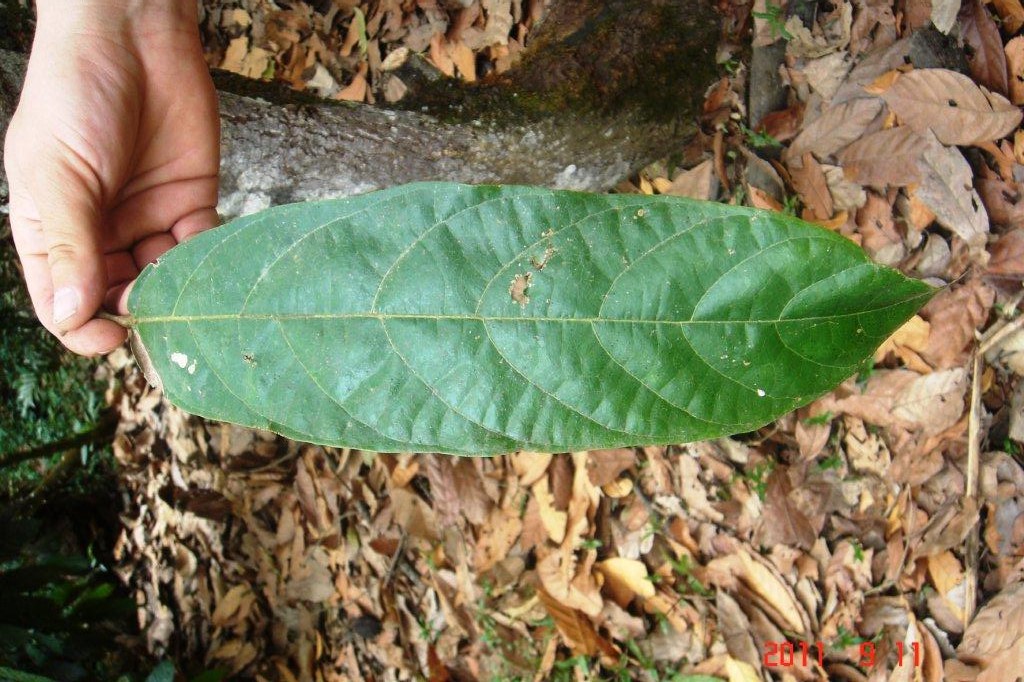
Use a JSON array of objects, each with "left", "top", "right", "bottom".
[{"left": 3, "top": 0, "right": 219, "bottom": 355}]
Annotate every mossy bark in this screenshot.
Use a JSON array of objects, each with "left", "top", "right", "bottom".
[{"left": 1, "top": 0, "right": 719, "bottom": 216}]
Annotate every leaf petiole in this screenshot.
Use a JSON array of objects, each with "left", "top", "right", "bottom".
[{"left": 97, "top": 311, "right": 135, "bottom": 328}]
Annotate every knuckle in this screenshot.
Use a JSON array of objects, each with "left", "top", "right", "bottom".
[{"left": 46, "top": 240, "right": 80, "bottom": 266}]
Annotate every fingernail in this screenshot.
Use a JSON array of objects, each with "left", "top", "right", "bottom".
[{"left": 53, "top": 287, "right": 79, "bottom": 325}]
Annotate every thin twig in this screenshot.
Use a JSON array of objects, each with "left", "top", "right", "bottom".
[{"left": 963, "top": 351, "right": 983, "bottom": 628}]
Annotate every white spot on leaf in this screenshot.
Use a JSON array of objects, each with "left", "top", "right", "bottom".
[
  {"left": 757, "top": 388, "right": 766, "bottom": 397},
  {"left": 171, "top": 352, "right": 189, "bottom": 369}
]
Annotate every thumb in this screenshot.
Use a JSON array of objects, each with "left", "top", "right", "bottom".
[{"left": 36, "top": 166, "right": 106, "bottom": 334}]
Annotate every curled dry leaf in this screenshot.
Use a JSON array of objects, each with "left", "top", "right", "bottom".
[
  {"left": 536, "top": 586, "right": 616, "bottom": 658},
  {"left": 912, "top": 131, "right": 990, "bottom": 254},
  {"left": 838, "top": 126, "right": 927, "bottom": 187},
  {"left": 789, "top": 153, "right": 834, "bottom": 220},
  {"left": 1006, "top": 37, "right": 1024, "bottom": 106},
  {"left": 881, "top": 69, "right": 1022, "bottom": 146},
  {"left": 992, "top": 0, "right": 1024, "bottom": 33},
  {"left": 960, "top": 0, "right": 1010, "bottom": 95}
]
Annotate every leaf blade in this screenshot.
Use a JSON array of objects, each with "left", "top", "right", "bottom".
[{"left": 129, "top": 183, "right": 933, "bottom": 455}]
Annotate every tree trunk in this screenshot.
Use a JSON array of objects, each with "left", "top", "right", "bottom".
[{"left": 1, "top": 0, "right": 718, "bottom": 217}]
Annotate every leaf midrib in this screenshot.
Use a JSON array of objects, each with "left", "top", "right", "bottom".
[{"left": 132, "top": 295, "right": 927, "bottom": 327}]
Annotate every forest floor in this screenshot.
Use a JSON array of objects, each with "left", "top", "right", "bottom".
[{"left": 106, "top": 0, "right": 1024, "bottom": 680}]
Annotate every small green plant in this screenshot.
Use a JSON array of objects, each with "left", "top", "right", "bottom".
[
  {"left": 816, "top": 452, "right": 843, "bottom": 471},
  {"left": 739, "top": 122, "right": 782, "bottom": 150},
  {"left": 743, "top": 459, "right": 776, "bottom": 501},
  {"left": 752, "top": 2, "right": 793, "bottom": 40}
]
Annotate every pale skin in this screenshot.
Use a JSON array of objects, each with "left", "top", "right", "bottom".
[{"left": 3, "top": 0, "right": 219, "bottom": 356}]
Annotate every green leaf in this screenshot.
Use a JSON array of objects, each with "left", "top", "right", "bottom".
[{"left": 128, "top": 183, "right": 932, "bottom": 456}]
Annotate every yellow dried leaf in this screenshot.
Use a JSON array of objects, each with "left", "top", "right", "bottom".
[
  {"left": 725, "top": 656, "right": 762, "bottom": 682},
  {"left": 875, "top": 314, "right": 932, "bottom": 363},
  {"left": 532, "top": 476, "right": 567, "bottom": 544},
  {"left": 927, "top": 551, "right": 964, "bottom": 597},
  {"left": 992, "top": 0, "right": 1024, "bottom": 33},
  {"left": 737, "top": 551, "right": 806, "bottom": 633},
  {"left": 596, "top": 558, "right": 657, "bottom": 606},
  {"left": 904, "top": 186, "right": 937, "bottom": 230},
  {"left": 513, "top": 452, "right": 553, "bottom": 486},
  {"left": 429, "top": 34, "right": 455, "bottom": 77},
  {"left": 212, "top": 584, "right": 251, "bottom": 627},
  {"left": 651, "top": 177, "right": 673, "bottom": 193},
  {"left": 601, "top": 478, "right": 633, "bottom": 498},
  {"left": 449, "top": 41, "right": 477, "bottom": 82}
]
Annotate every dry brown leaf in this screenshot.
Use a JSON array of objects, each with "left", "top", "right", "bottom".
[
  {"left": 800, "top": 51, "right": 853, "bottom": 101},
  {"left": 960, "top": 0, "right": 1010, "bottom": 95},
  {"left": 874, "top": 314, "right": 932, "bottom": 364},
  {"left": 747, "top": 185, "right": 784, "bottom": 212},
  {"left": 211, "top": 584, "right": 252, "bottom": 627},
  {"left": 1006, "top": 37, "right": 1024, "bottom": 106},
  {"left": 596, "top": 558, "right": 656, "bottom": 607},
  {"left": 449, "top": 40, "right": 477, "bottom": 82},
  {"left": 992, "top": 0, "right": 1024, "bottom": 32},
  {"left": 754, "top": 468, "right": 816, "bottom": 550},
  {"left": 536, "top": 586, "right": 615, "bottom": 657},
  {"left": 838, "top": 126, "right": 927, "bottom": 187},
  {"left": 881, "top": 69, "right": 1022, "bottom": 145},
  {"left": 474, "top": 505, "right": 522, "bottom": 572},
  {"left": 957, "top": 581, "right": 1024, "bottom": 680},
  {"left": 919, "top": 279, "right": 994, "bottom": 369},
  {"left": 453, "top": 459, "right": 492, "bottom": 524},
  {"left": 976, "top": 175, "right": 1024, "bottom": 228},
  {"left": 536, "top": 548, "right": 603, "bottom": 616},
  {"left": 428, "top": 33, "right": 455, "bottom": 77},
  {"left": 716, "top": 591, "right": 762, "bottom": 673},
  {"left": 844, "top": 416, "right": 891, "bottom": 475},
  {"left": 759, "top": 104, "right": 805, "bottom": 143},
  {"left": 586, "top": 448, "right": 636, "bottom": 488},
  {"left": 988, "top": 229, "right": 1024, "bottom": 277},
  {"left": 666, "top": 159, "right": 717, "bottom": 200},
  {"left": 856, "top": 190, "right": 905, "bottom": 265},
  {"left": 790, "top": 153, "right": 834, "bottom": 220},
  {"left": 889, "top": 368, "right": 969, "bottom": 434},
  {"left": 335, "top": 64, "right": 369, "bottom": 102},
  {"left": 927, "top": 550, "right": 965, "bottom": 596},
  {"left": 532, "top": 476, "right": 567, "bottom": 544},
  {"left": 785, "top": 97, "right": 885, "bottom": 163},
  {"left": 707, "top": 551, "right": 807, "bottom": 634},
  {"left": 912, "top": 131, "right": 990, "bottom": 253},
  {"left": 823, "top": 368, "right": 968, "bottom": 434},
  {"left": 422, "top": 454, "right": 462, "bottom": 527},
  {"left": 931, "top": 0, "right": 963, "bottom": 33},
  {"left": 512, "top": 451, "right": 552, "bottom": 486}
]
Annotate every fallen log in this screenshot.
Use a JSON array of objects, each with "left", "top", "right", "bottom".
[{"left": 1, "top": 0, "right": 718, "bottom": 217}]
